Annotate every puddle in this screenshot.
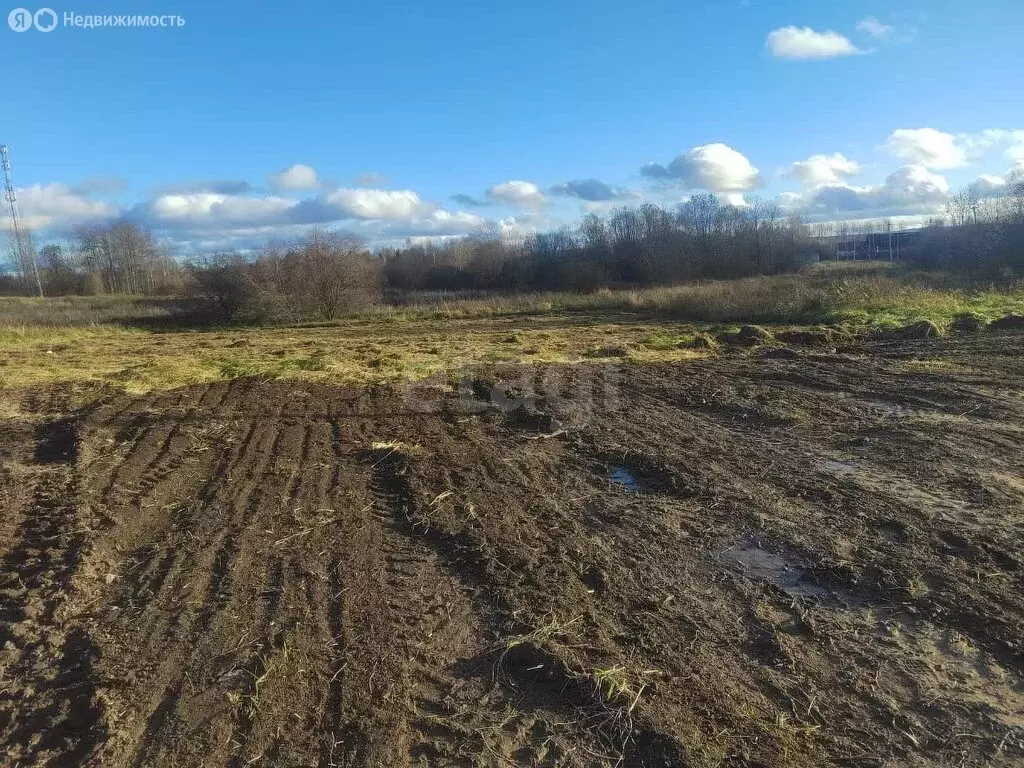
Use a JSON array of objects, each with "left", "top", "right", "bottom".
[
  {"left": 609, "top": 465, "right": 642, "bottom": 493},
  {"left": 723, "top": 540, "right": 828, "bottom": 599}
]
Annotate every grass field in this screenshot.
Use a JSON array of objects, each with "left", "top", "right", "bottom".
[{"left": 2, "top": 262, "right": 1023, "bottom": 394}]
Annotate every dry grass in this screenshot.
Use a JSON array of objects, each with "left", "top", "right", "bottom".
[
  {"left": 0, "top": 295, "right": 189, "bottom": 328},
  {"left": 369, "top": 262, "right": 1024, "bottom": 325},
  {"left": 0, "top": 313, "right": 708, "bottom": 393},
  {"left": 2, "top": 262, "right": 1022, "bottom": 395}
]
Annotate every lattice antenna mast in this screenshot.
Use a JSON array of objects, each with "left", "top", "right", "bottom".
[{"left": 1, "top": 144, "right": 43, "bottom": 297}]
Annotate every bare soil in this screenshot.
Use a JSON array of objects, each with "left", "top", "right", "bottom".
[{"left": 2, "top": 331, "right": 1023, "bottom": 767}]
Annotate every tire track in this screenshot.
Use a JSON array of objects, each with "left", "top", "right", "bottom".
[
  {"left": 0, "top": 418, "right": 106, "bottom": 767},
  {"left": 100, "top": 419, "right": 285, "bottom": 766},
  {"left": 361, "top": 447, "right": 491, "bottom": 765}
]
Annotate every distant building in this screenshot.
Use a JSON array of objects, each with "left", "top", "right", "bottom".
[{"left": 832, "top": 230, "right": 922, "bottom": 260}]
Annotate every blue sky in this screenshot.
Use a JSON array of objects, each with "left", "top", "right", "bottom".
[{"left": 3, "top": 0, "right": 1023, "bottom": 249}]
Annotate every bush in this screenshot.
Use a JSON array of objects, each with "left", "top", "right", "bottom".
[
  {"left": 189, "top": 254, "right": 253, "bottom": 321},
  {"left": 188, "top": 230, "right": 381, "bottom": 325}
]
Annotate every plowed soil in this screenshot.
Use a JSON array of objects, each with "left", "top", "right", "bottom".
[{"left": 2, "top": 332, "right": 1023, "bottom": 767}]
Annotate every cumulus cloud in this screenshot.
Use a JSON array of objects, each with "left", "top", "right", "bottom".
[
  {"left": 146, "top": 192, "right": 296, "bottom": 227},
  {"left": 973, "top": 174, "right": 1007, "bottom": 194},
  {"left": 789, "top": 153, "right": 861, "bottom": 186},
  {"left": 793, "top": 164, "right": 950, "bottom": 218},
  {"left": 487, "top": 180, "right": 545, "bottom": 208},
  {"left": 766, "top": 26, "right": 861, "bottom": 59},
  {"left": 325, "top": 188, "right": 434, "bottom": 220},
  {"left": 15, "top": 183, "right": 118, "bottom": 230},
  {"left": 549, "top": 178, "right": 630, "bottom": 202},
  {"left": 641, "top": 143, "right": 761, "bottom": 192},
  {"left": 777, "top": 191, "right": 804, "bottom": 211},
  {"left": 882, "top": 164, "right": 951, "bottom": 202},
  {"left": 884, "top": 127, "right": 1024, "bottom": 174},
  {"left": 269, "top": 163, "right": 320, "bottom": 190},
  {"left": 885, "top": 128, "right": 967, "bottom": 169},
  {"left": 151, "top": 179, "right": 252, "bottom": 196},
  {"left": 988, "top": 130, "right": 1024, "bottom": 167},
  {"left": 856, "top": 17, "right": 893, "bottom": 40},
  {"left": 128, "top": 182, "right": 488, "bottom": 248},
  {"left": 370, "top": 209, "right": 488, "bottom": 239}
]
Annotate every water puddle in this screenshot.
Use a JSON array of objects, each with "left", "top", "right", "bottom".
[
  {"left": 723, "top": 539, "right": 828, "bottom": 599},
  {"left": 609, "top": 465, "right": 642, "bottom": 493}
]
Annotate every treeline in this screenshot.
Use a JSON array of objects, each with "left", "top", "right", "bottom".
[
  {"left": 196, "top": 195, "right": 819, "bottom": 322},
  {"left": 380, "top": 195, "right": 812, "bottom": 293},
  {"left": 2, "top": 221, "right": 185, "bottom": 296},
  {"left": 5, "top": 184, "right": 1023, "bottom": 323},
  {"left": 917, "top": 182, "right": 1024, "bottom": 272}
]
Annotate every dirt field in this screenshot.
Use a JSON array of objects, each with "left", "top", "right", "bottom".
[{"left": 1, "top": 330, "right": 1023, "bottom": 767}]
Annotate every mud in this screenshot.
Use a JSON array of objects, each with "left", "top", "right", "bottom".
[{"left": 2, "top": 331, "right": 1023, "bottom": 767}]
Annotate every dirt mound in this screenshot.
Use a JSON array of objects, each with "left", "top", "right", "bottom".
[
  {"left": 776, "top": 326, "right": 850, "bottom": 346},
  {"left": 680, "top": 332, "right": 719, "bottom": 350},
  {"left": 990, "top": 313, "right": 1024, "bottom": 330},
  {"left": 2, "top": 333, "right": 1024, "bottom": 767},
  {"left": 721, "top": 325, "right": 774, "bottom": 347},
  {"left": 874, "top": 319, "right": 943, "bottom": 340},
  {"left": 950, "top": 313, "right": 988, "bottom": 333}
]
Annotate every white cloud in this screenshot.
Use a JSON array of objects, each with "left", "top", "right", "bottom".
[
  {"left": 12, "top": 183, "right": 118, "bottom": 230},
  {"left": 487, "top": 180, "right": 546, "bottom": 208},
  {"left": 766, "top": 26, "right": 861, "bottom": 59},
  {"left": 792, "top": 163, "right": 950, "bottom": 219},
  {"left": 856, "top": 17, "right": 893, "bottom": 40},
  {"left": 425, "top": 209, "right": 487, "bottom": 229},
  {"left": 777, "top": 191, "right": 804, "bottom": 211},
  {"left": 371, "top": 209, "right": 488, "bottom": 239},
  {"left": 326, "top": 188, "right": 433, "bottom": 219},
  {"left": 269, "top": 163, "right": 320, "bottom": 190},
  {"left": 140, "top": 186, "right": 479, "bottom": 244},
  {"left": 999, "top": 133, "right": 1024, "bottom": 167},
  {"left": 883, "top": 164, "right": 950, "bottom": 202},
  {"left": 789, "top": 153, "right": 861, "bottom": 186},
  {"left": 13, "top": 168, "right": 494, "bottom": 248},
  {"left": 885, "top": 127, "right": 1024, "bottom": 174},
  {"left": 549, "top": 178, "right": 630, "bottom": 202},
  {"left": 149, "top": 192, "right": 296, "bottom": 225},
  {"left": 885, "top": 128, "right": 967, "bottom": 169},
  {"left": 642, "top": 143, "right": 761, "bottom": 192},
  {"left": 973, "top": 174, "right": 1006, "bottom": 194}
]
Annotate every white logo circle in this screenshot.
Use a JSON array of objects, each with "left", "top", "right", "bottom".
[
  {"left": 8, "top": 7, "right": 33, "bottom": 31},
  {"left": 34, "top": 7, "right": 57, "bottom": 31}
]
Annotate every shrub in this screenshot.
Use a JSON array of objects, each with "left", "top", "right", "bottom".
[{"left": 188, "top": 230, "right": 381, "bottom": 324}]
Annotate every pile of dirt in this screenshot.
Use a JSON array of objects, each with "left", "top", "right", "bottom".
[
  {"left": 2, "top": 333, "right": 1023, "bottom": 767},
  {"left": 990, "top": 313, "right": 1024, "bottom": 330},
  {"left": 720, "top": 325, "right": 775, "bottom": 347},
  {"left": 950, "top": 313, "right": 988, "bottom": 333}
]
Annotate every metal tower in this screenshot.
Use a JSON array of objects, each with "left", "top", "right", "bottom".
[{"left": 1, "top": 144, "right": 43, "bottom": 297}]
